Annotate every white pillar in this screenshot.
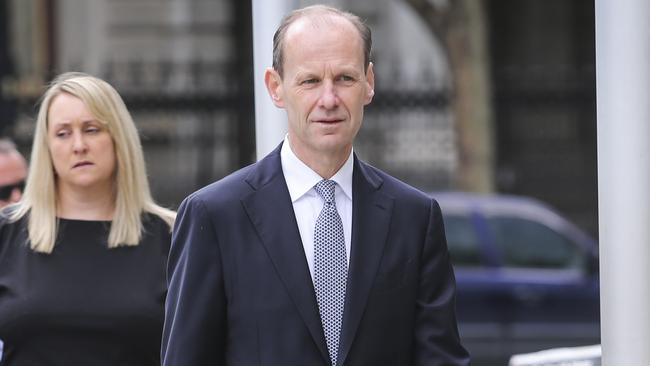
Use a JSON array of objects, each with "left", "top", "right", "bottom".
[
  {"left": 56, "top": 0, "right": 106, "bottom": 75},
  {"left": 252, "top": 0, "right": 296, "bottom": 160},
  {"left": 596, "top": 0, "right": 650, "bottom": 364}
]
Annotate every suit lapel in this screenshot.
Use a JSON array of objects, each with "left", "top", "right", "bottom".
[
  {"left": 241, "top": 145, "right": 330, "bottom": 363},
  {"left": 337, "top": 158, "right": 394, "bottom": 366}
]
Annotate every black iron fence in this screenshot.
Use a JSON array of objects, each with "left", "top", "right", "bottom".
[{"left": 6, "top": 83, "right": 453, "bottom": 210}]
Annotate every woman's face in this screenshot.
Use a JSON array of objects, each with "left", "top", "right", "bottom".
[{"left": 47, "top": 93, "right": 116, "bottom": 193}]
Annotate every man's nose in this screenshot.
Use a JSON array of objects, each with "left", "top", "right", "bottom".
[
  {"left": 318, "top": 82, "right": 339, "bottom": 109},
  {"left": 9, "top": 187, "right": 22, "bottom": 203}
]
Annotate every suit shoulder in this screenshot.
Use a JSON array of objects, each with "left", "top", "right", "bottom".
[
  {"left": 184, "top": 163, "right": 255, "bottom": 205},
  {"left": 360, "top": 160, "right": 434, "bottom": 204}
]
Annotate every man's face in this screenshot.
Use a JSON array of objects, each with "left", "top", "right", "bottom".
[
  {"left": 0, "top": 151, "right": 27, "bottom": 207},
  {"left": 266, "top": 15, "right": 375, "bottom": 163}
]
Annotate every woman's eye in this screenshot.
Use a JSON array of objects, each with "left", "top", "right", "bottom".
[{"left": 55, "top": 130, "right": 70, "bottom": 138}]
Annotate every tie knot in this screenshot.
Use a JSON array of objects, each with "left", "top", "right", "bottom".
[{"left": 315, "top": 180, "right": 336, "bottom": 204}]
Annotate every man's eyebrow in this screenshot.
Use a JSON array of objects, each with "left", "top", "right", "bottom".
[
  {"left": 292, "top": 71, "right": 320, "bottom": 82},
  {"left": 294, "top": 71, "right": 316, "bottom": 78}
]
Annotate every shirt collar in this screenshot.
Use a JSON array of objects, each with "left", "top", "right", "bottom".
[{"left": 281, "top": 135, "right": 354, "bottom": 203}]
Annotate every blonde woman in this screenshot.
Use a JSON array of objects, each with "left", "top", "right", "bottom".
[{"left": 0, "top": 72, "right": 175, "bottom": 365}]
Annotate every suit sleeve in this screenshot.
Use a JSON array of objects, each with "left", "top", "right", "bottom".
[
  {"left": 162, "top": 195, "right": 227, "bottom": 365},
  {"left": 413, "top": 199, "right": 471, "bottom": 365}
]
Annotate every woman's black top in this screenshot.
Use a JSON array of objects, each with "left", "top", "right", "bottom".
[{"left": 0, "top": 214, "right": 171, "bottom": 365}]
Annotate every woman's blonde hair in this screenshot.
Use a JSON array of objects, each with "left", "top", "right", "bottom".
[{"left": 11, "top": 72, "right": 175, "bottom": 253}]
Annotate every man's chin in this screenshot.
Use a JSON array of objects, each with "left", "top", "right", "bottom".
[{"left": 315, "top": 140, "right": 353, "bottom": 156}]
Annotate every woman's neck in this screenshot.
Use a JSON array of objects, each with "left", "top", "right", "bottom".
[{"left": 56, "top": 184, "right": 116, "bottom": 220}]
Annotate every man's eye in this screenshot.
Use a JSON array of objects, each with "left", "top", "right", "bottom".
[
  {"left": 338, "top": 75, "right": 354, "bottom": 82},
  {"left": 302, "top": 79, "right": 318, "bottom": 85}
]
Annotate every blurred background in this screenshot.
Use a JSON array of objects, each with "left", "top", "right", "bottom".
[{"left": 0, "top": 0, "right": 597, "bottom": 364}]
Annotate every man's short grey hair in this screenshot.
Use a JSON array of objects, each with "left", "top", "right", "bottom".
[{"left": 272, "top": 5, "right": 372, "bottom": 78}]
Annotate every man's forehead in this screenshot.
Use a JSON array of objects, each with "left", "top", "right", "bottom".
[
  {"left": 292, "top": 62, "right": 364, "bottom": 77},
  {"left": 286, "top": 13, "right": 358, "bottom": 42},
  {"left": 0, "top": 152, "right": 27, "bottom": 173},
  {"left": 283, "top": 15, "right": 363, "bottom": 59}
]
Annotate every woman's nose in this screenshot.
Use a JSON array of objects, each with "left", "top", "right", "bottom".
[{"left": 72, "top": 131, "right": 88, "bottom": 153}]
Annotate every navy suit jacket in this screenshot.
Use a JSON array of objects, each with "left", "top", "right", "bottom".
[{"left": 162, "top": 144, "right": 470, "bottom": 366}]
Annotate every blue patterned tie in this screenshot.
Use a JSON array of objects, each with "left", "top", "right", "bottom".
[{"left": 314, "top": 179, "right": 348, "bottom": 366}]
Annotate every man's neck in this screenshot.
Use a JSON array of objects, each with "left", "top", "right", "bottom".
[{"left": 287, "top": 138, "right": 351, "bottom": 179}]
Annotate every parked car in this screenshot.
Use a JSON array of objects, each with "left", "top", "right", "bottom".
[{"left": 433, "top": 192, "right": 600, "bottom": 366}]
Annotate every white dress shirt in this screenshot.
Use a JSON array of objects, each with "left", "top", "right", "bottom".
[{"left": 280, "top": 136, "right": 353, "bottom": 280}]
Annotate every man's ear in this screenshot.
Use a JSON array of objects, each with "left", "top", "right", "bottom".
[
  {"left": 264, "top": 67, "right": 285, "bottom": 108},
  {"left": 364, "top": 62, "right": 375, "bottom": 105}
]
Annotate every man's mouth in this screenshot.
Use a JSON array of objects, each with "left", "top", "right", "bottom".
[{"left": 314, "top": 118, "right": 344, "bottom": 124}]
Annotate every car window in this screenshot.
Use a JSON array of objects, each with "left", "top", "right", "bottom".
[
  {"left": 487, "top": 216, "right": 585, "bottom": 270},
  {"left": 443, "top": 214, "right": 482, "bottom": 266}
]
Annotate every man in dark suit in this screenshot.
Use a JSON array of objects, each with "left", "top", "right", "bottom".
[
  {"left": 162, "top": 5, "right": 470, "bottom": 366},
  {"left": 0, "top": 138, "right": 27, "bottom": 208}
]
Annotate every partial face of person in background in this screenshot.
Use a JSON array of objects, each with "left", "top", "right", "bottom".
[
  {"left": 266, "top": 13, "right": 375, "bottom": 163},
  {"left": 0, "top": 151, "right": 27, "bottom": 207},
  {"left": 47, "top": 93, "right": 116, "bottom": 195}
]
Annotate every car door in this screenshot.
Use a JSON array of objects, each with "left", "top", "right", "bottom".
[{"left": 484, "top": 215, "right": 600, "bottom": 356}]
